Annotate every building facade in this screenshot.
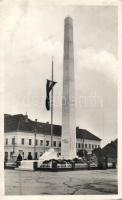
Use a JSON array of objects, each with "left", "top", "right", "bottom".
[{"left": 4, "top": 114, "right": 101, "bottom": 161}]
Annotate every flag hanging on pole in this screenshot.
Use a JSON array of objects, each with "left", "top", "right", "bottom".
[{"left": 45, "top": 79, "right": 56, "bottom": 110}]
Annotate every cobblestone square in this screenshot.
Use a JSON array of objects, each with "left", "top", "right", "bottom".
[{"left": 5, "top": 169, "right": 117, "bottom": 195}]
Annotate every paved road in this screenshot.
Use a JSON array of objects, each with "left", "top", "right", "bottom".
[{"left": 5, "top": 169, "right": 117, "bottom": 195}]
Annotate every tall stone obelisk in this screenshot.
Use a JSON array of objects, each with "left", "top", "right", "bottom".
[{"left": 61, "top": 16, "right": 76, "bottom": 159}]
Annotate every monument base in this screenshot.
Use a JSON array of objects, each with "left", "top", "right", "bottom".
[
  {"left": 15, "top": 148, "right": 59, "bottom": 171},
  {"left": 38, "top": 148, "right": 60, "bottom": 164},
  {"left": 15, "top": 160, "right": 37, "bottom": 171}
]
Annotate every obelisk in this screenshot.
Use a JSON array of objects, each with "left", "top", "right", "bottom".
[{"left": 61, "top": 16, "right": 76, "bottom": 159}]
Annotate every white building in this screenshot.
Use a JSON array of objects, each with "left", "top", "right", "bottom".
[{"left": 4, "top": 114, "right": 101, "bottom": 161}]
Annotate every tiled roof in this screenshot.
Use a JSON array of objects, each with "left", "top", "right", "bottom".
[
  {"left": 102, "top": 139, "right": 117, "bottom": 158},
  {"left": 4, "top": 114, "right": 101, "bottom": 141}
]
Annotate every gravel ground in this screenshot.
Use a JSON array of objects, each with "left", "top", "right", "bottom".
[{"left": 5, "top": 169, "right": 118, "bottom": 195}]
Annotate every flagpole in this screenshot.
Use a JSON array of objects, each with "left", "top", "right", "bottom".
[{"left": 51, "top": 57, "right": 53, "bottom": 147}]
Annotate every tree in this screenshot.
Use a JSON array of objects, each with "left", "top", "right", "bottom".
[{"left": 77, "top": 149, "right": 88, "bottom": 157}]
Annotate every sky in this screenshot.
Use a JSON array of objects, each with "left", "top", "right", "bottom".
[{"left": 1, "top": 0, "right": 118, "bottom": 146}]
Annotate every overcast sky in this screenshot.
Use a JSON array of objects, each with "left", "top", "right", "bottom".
[{"left": 1, "top": 1, "right": 118, "bottom": 146}]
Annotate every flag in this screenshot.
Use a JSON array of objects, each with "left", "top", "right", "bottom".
[{"left": 45, "top": 79, "right": 56, "bottom": 110}]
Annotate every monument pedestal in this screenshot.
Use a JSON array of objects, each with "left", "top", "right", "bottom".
[{"left": 15, "top": 160, "right": 36, "bottom": 171}]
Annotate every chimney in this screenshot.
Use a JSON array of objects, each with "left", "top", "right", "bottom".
[{"left": 25, "top": 112, "right": 28, "bottom": 123}]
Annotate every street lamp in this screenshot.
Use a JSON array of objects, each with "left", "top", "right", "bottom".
[
  {"left": 12, "top": 136, "right": 17, "bottom": 161},
  {"left": 12, "top": 136, "right": 15, "bottom": 154},
  {"left": 82, "top": 137, "right": 85, "bottom": 158},
  {"left": 44, "top": 134, "right": 46, "bottom": 153}
]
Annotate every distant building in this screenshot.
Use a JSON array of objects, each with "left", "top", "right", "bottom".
[
  {"left": 102, "top": 139, "right": 117, "bottom": 162},
  {"left": 4, "top": 114, "right": 101, "bottom": 161}
]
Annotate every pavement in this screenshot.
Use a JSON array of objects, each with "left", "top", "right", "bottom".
[{"left": 5, "top": 169, "right": 118, "bottom": 195}]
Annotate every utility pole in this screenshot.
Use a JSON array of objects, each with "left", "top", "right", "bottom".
[
  {"left": 83, "top": 138, "right": 85, "bottom": 157},
  {"left": 44, "top": 135, "right": 46, "bottom": 153},
  {"left": 12, "top": 136, "right": 15, "bottom": 160},
  {"left": 13, "top": 136, "right": 15, "bottom": 153},
  {"left": 34, "top": 119, "right": 37, "bottom": 159}
]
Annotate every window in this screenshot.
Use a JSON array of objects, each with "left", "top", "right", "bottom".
[
  {"left": 40, "top": 140, "right": 43, "bottom": 146},
  {"left": 59, "top": 141, "right": 61, "bottom": 147},
  {"left": 92, "top": 144, "right": 94, "bottom": 149},
  {"left": 40, "top": 152, "right": 43, "bottom": 156},
  {"left": 89, "top": 144, "right": 91, "bottom": 149},
  {"left": 35, "top": 139, "right": 38, "bottom": 146},
  {"left": 46, "top": 140, "right": 49, "bottom": 146},
  {"left": 10, "top": 152, "right": 13, "bottom": 159},
  {"left": 5, "top": 138, "right": 8, "bottom": 145},
  {"left": 82, "top": 143, "right": 84, "bottom": 148},
  {"left": 5, "top": 152, "right": 8, "bottom": 161},
  {"left": 53, "top": 141, "right": 56, "bottom": 147},
  {"left": 29, "top": 139, "right": 32, "bottom": 145},
  {"left": 21, "top": 138, "right": 24, "bottom": 145},
  {"left": 85, "top": 144, "right": 87, "bottom": 148},
  {"left": 22, "top": 152, "right": 24, "bottom": 158},
  {"left": 78, "top": 143, "right": 80, "bottom": 148},
  {"left": 12, "top": 137, "right": 15, "bottom": 145},
  {"left": 35, "top": 152, "right": 38, "bottom": 159}
]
